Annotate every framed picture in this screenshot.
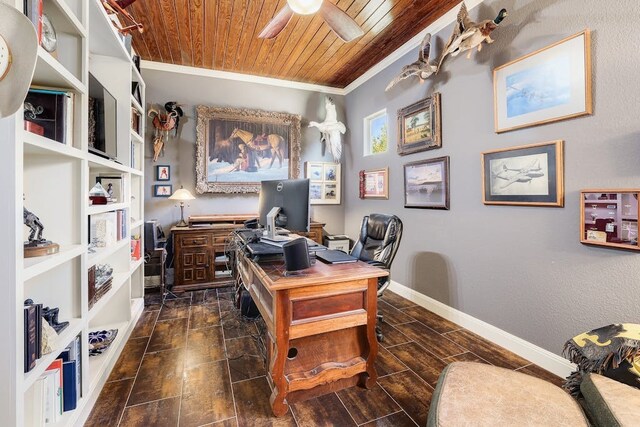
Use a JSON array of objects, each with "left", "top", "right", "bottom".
[
  {"left": 156, "top": 165, "right": 170, "bottom": 181},
  {"left": 481, "top": 140, "right": 564, "bottom": 207},
  {"left": 494, "top": 30, "right": 592, "bottom": 133},
  {"left": 359, "top": 167, "right": 389, "bottom": 199},
  {"left": 96, "top": 176, "right": 123, "bottom": 203},
  {"left": 195, "top": 105, "right": 301, "bottom": 193},
  {"left": 154, "top": 184, "right": 172, "bottom": 197},
  {"left": 305, "top": 161, "right": 341, "bottom": 205},
  {"left": 581, "top": 190, "right": 639, "bottom": 251},
  {"left": 363, "top": 109, "right": 388, "bottom": 155},
  {"left": 397, "top": 93, "right": 441, "bottom": 155},
  {"left": 403, "top": 156, "right": 449, "bottom": 209}
]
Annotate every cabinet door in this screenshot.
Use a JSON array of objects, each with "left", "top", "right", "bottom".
[{"left": 180, "top": 248, "right": 212, "bottom": 285}]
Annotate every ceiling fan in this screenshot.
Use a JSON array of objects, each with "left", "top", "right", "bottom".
[{"left": 259, "top": 0, "right": 364, "bottom": 42}]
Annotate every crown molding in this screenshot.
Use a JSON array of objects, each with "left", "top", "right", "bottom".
[
  {"left": 343, "top": 0, "right": 484, "bottom": 95},
  {"left": 140, "top": 60, "right": 345, "bottom": 95},
  {"left": 140, "top": 0, "right": 485, "bottom": 97}
]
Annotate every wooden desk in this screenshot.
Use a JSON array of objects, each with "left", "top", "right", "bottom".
[
  {"left": 173, "top": 214, "right": 325, "bottom": 292},
  {"left": 236, "top": 249, "right": 387, "bottom": 416}
]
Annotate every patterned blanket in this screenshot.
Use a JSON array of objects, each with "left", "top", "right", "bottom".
[{"left": 563, "top": 323, "right": 640, "bottom": 395}]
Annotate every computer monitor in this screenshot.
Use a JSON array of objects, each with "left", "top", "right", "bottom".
[{"left": 258, "top": 179, "right": 310, "bottom": 242}]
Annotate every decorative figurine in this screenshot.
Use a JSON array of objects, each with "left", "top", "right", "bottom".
[
  {"left": 309, "top": 97, "right": 346, "bottom": 163},
  {"left": 437, "top": 3, "right": 508, "bottom": 73},
  {"left": 101, "top": 0, "right": 144, "bottom": 34},
  {"left": 23, "top": 203, "right": 59, "bottom": 258},
  {"left": 386, "top": 33, "right": 437, "bottom": 91}
]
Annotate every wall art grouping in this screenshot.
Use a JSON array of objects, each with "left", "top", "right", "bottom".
[{"left": 305, "top": 161, "right": 341, "bottom": 205}]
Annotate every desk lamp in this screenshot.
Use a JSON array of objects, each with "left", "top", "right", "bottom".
[{"left": 169, "top": 186, "right": 195, "bottom": 227}]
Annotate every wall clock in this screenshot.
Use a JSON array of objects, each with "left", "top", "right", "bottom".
[{"left": 41, "top": 14, "right": 57, "bottom": 53}]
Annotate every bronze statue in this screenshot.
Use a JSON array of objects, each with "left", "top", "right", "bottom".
[{"left": 23, "top": 204, "right": 59, "bottom": 257}]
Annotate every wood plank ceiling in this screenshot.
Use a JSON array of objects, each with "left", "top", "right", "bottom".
[{"left": 128, "top": 0, "right": 459, "bottom": 88}]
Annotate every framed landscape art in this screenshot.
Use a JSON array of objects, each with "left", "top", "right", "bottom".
[
  {"left": 195, "top": 106, "right": 301, "bottom": 193},
  {"left": 397, "top": 93, "right": 441, "bottom": 155},
  {"left": 403, "top": 156, "right": 449, "bottom": 209},
  {"left": 305, "top": 161, "right": 341, "bottom": 205},
  {"left": 494, "top": 30, "right": 592, "bottom": 133},
  {"left": 359, "top": 168, "right": 389, "bottom": 199},
  {"left": 481, "top": 140, "right": 564, "bottom": 207}
]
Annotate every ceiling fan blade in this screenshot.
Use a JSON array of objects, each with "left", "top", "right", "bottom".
[
  {"left": 259, "top": 4, "right": 295, "bottom": 39},
  {"left": 319, "top": 2, "right": 363, "bottom": 42}
]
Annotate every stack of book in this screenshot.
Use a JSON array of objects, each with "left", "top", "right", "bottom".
[
  {"left": 24, "top": 335, "right": 82, "bottom": 425},
  {"left": 24, "top": 87, "right": 75, "bottom": 145},
  {"left": 89, "top": 209, "right": 128, "bottom": 247},
  {"left": 23, "top": 302, "right": 43, "bottom": 373}
]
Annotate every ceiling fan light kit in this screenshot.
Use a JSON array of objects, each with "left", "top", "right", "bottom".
[{"left": 288, "top": 0, "right": 323, "bottom": 15}]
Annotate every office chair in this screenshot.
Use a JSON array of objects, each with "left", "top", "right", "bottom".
[{"left": 350, "top": 213, "right": 403, "bottom": 341}]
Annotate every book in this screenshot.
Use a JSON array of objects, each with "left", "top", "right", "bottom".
[
  {"left": 68, "top": 335, "right": 82, "bottom": 398},
  {"left": 45, "top": 359, "right": 64, "bottom": 419},
  {"left": 62, "top": 361, "right": 78, "bottom": 411},
  {"left": 24, "top": 377, "right": 46, "bottom": 427},
  {"left": 34, "top": 303, "right": 43, "bottom": 359},
  {"left": 42, "top": 369, "right": 62, "bottom": 424},
  {"left": 24, "top": 120, "right": 45, "bottom": 135},
  {"left": 24, "top": 305, "right": 37, "bottom": 373},
  {"left": 24, "top": 0, "right": 43, "bottom": 44}
]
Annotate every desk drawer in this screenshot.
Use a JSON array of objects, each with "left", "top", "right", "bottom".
[
  {"left": 213, "top": 234, "right": 229, "bottom": 244},
  {"left": 179, "top": 235, "right": 211, "bottom": 247}
]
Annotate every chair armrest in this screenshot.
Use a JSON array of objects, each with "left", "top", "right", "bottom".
[{"left": 366, "top": 260, "right": 387, "bottom": 269}]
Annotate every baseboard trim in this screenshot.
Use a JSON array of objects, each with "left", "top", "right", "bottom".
[{"left": 388, "top": 280, "right": 575, "bottom": 378}]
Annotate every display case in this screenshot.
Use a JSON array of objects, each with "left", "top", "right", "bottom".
[{"left": 581, "top": 189, "right": 639, "bottom": 250}]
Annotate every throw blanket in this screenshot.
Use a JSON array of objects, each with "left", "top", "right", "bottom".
[{"left": 563, "top": 323, "right": 640, "bottom": 396}]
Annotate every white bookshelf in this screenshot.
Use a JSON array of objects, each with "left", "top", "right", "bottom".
[{"left": 0, "top": 0, "right": 145, "bottom": 425}]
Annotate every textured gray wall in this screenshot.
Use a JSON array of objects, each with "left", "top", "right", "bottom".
[
  {"left": 344, "top": 0, "right": 640, "bottom": 354},
  {"left": 142, "top": 70, "right": 345, "bottom": 235}
]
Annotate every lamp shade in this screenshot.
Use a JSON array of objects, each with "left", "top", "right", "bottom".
[
  {"left": 287, "top": 0, "right": 322, "bottom": 15},
  {"left": 169, "top": 188, "right": 195, "bottom": 201}
]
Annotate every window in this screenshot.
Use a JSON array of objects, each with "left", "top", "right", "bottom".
[{"left": 363, "top": 109, "right": 388, "bottom": 156}]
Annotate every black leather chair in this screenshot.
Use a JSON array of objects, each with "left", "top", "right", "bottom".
[{"left": 350, "top": 214, "right": 403, "bottom": 341}]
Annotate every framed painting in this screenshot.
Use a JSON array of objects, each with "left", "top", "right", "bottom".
[
  {"left": 195, "top": 106, "right": 301, "bottom": 193},
  {"left": 359, "top": 168, "right": 389, "bottom": 199},
  {"left": 363, "top": 109, "right": 388, "bottom": 155},
  {"left": 305, "top": 161, "right": 341, "bottom": 205},
  {"left": 154, "top": 184, "right": 172, "bottom": 197},
  {"left": 403, "top": 156, "right": 449, "bottom": 209},
  {"left": 494, "top": 30, "right": 592, "bottom": 133},
  {"left": 481, "top": 140, "right": 564, "bottom": 207},
  {"left": 397, "top": 93, "right": 441, "bottom": 155},
  {"left": 156, "top": 165, "right": 170, "bottom": 181},
  {"left": 581, "top": 189, "right": 639, "bottom": 251}
]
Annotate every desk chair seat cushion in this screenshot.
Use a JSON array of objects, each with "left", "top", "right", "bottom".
[
  {"left": 427, "top": 362, "right": 588, "bottom": 427},
  {"left": 580, "top": 373, "right": 640, "bottom": 427}
]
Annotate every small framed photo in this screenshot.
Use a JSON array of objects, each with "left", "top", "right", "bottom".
[
  {"left": 96, "top": 176, "right": 123, "bottom": 203},
  {"left": 156, "top": 165, "right": 170, "bottom": 181},
  {"left": 494, "top": 30, "right": 592, "bottom": 133},
  {"left": 403, "top": 157, "right": 449, "bottom": 209},
  {"left": 359, "top": 167, "right": 389, "bottom": 199},
  {"left": 305, "top": 161, "right": 341, "bottom": 205},
  {"left": 581, "top": 190, "right": 639, "bottom": 251},
  {"left": 481, "top": 140, "right": 564, "bottom": 207},
  {"left": 363, "top": 109, "right": 388, "bottom": 155},
  {"left": 397, "top": 93, "right": 441, "bottom": 155},
  {"left": 154, "top": 184, "right": 172, "bottom": 197}
]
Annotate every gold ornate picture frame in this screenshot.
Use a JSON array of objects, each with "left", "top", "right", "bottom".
[{"left": 195, "top": 105, "right": 301, "bottom": 194}]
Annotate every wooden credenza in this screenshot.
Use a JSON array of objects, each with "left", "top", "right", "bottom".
[{"left": 172, "top": 214, "right": 324, "bottom": 292}]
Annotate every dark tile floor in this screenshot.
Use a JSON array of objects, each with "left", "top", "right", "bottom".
[{"left": 85, "top": 287, "right": 563, "bottom": 427}]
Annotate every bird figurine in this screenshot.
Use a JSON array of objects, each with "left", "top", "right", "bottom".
[
  {"left": 101, "top": 0, "right": 144, "bottom": 34},
  {"left": 309, "top": 97, "right": 346, "bottom": 163},
  {"left": 436, "top": 3, "right": 508, "bottom": 73},
  {"left": 164, "top": 101, "right": 184, "bottom": 137},
  {"left": 386, "top": 33, "right": 437, "bottom": 91}
]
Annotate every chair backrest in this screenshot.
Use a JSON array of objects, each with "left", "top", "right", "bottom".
[{"left": 350, "top": 213, "right": 403, "bottom": 270}]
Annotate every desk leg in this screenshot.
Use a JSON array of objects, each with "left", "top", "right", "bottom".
[
  {"left": 360, "top": 277, "right": 379, "bottom": 389},
  {"left": 269, "top": 290, "right": 290, "bottom": 417}
]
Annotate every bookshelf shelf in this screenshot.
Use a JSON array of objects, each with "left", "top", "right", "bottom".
[
  {"left": 88, "top": 272, "right": 130, "bottom": 321},
  {"left": 23, "top": 319, "right": 83, "bottom": 392},
  {"left": 34, "top": 48, "right": 86, "bottom": 94},
  {"left": 87, "top": 202, "right": 128, "bottom": 215},
  {"left": 23, "top": 244, "right": 85, "bottom": 282},
  {"left": 23, "top": 132, "right": 85, "bottom": 160},
  {"left": 2, "top": 1, "right": 145, "bottom": 424},
  {"left": 87, "top": 238, "right": 130, "bottom": 267},
  {"left": 44, "top": 0, "right": 87, "bottom": 38},
  {"left": 131, "top": 129, "right": 143, "bottom": 144}
]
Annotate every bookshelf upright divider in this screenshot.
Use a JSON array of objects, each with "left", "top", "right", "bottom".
[{"left": 0, "top": 0, "right": 145, "bottom": 425}]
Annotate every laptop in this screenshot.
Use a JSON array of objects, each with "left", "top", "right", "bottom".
[{"left": 316, "top": 249, "right": 358, "bottom": 265}]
